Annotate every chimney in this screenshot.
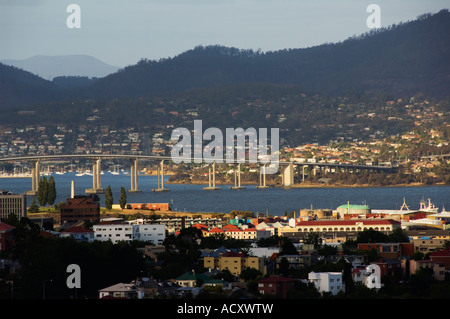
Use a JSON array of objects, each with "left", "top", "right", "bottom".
[{"left": 71, "top": 180, "right": 75, "bottom": 198}]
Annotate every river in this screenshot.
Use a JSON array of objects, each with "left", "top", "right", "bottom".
[{"left": 0, "top": 172, "right": 449, "bottom": 216}]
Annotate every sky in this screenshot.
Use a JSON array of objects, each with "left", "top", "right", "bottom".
[{"left": 0, "top": 0, "right": 449, "bottom": 67}]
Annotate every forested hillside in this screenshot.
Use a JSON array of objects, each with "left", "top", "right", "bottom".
[{"left": 80, "top": 10, "right": 450, "bottom": 100}]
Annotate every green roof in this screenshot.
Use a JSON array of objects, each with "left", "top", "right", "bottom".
[{"left": 337, "top": 204, "right": 370, "bottom": 209}]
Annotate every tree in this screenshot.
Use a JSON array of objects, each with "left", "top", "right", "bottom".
[
  {"left": 105, "top": 185, "right": 113, "bottom": 210},
  {"left": 37, "top": 176, "right": 48, "bottom": 207},
  {"left": 47, "top": 176, "right": 57, "bottom": 207},
  {"left": 119, "top": 187, "right": 127, "bottom": 210},
  {"left": 28, "top": 199, "right": 40, "bottom": 213}
]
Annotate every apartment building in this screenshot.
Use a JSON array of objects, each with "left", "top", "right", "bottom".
[
  {"left": 203, "top": 251, "right": 265, "bottom": 276},
  {"left": 308, "top": 271, "right": 345, "bottom": 295},
  {"left": 60, "top": 195, "right": 100, "bottom": 224},
  {"left": 93, "top": 223, "right": 165, "bottom": 245},
  {"left": 0, "top": 190, "right": 26, "bottom": 220}
]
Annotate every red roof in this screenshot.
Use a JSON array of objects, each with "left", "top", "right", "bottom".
[
  {"left": 430, "top": 248, "right": 450, "bottom": 257},
  {"left": 209, "top": 227, "right": 224, "bottom": 233},
  {"left": 61, "top": 226, "right": 93, "bottom": 233},
  {"left": 192, "top": 223, "right": 208, "bottom": 231},
  {"left": 0, "top": 222, "right": 14, "bottom": 232},
  {"left": 258, "top": 275, "right": 294, "bottom": 283},
  {"left": 297, "top": 219, "right": 400, "bottom": 226},
  {"left": 224, "top": 251, "right": 243, "bottom": 257},
  {"left": 223, "top": 224, "right": 240, "bottom": 230}
]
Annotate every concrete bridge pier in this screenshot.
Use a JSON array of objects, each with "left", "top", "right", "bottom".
[
  {"left": 86, "top": 159, "right": 105, "bottom": 194},
  {"left": 129, "top": 158, "right": 141, "bottom": 193},
  {"left": 256, "top": 164, "right": 269, "bottom": 189},
  {"left": 26, "top": 160, "right": 40, "bottom": 196},
  {"left": 230, "top": 163, "right": 246, "bottom": 189},
  {"left": 281, "top": 162, "right": 294, "bottom": 187},
  {"left": 152, "top": 160, "right": 170, "bottom": 192},
  {"left": 203, "top": 161, "right": 221, "bottom": 190}
]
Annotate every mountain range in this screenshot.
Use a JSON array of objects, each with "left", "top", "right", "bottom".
[
  {"left": 0, "top": 9, "right": 449, "bottom": 110},
  {"left": 1, "top": 55, "right": 120, "bottom": 81}
]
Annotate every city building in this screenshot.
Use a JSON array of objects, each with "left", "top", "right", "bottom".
[
  {"left": 357, "top": 242, "right": 414, "bottom": 259},
  {"left": 406, "top": 229, "right": 450, "bottom": 254},
  {"left": 59, "top": 195, "right": 100, "bottom": 224},
  {"left": 430, "top": 248, "right": 450, "bottom": 270},
  {"left": 0, "top": 190, "right": 26, "bottom": 220},
  {"left": 279, "top": 219, "right": 401, "bottom": 236},
  {"left": 274, "top": 254, "right": 312, "bottom": 271},
  {"left": 407, "top": 259, "right": 446, "bottom": 281},
  {"left": 336, "top": 203, "right": 371, "bottom": 218},
  {"left": 203, "top": 251, "right": 265, "bottom": 276},
  {"left": 370, "top": 258, "right": 403, "bottom": 282},
  {"left": 93, "top": 223, "right": 166, "bottom": 245},
  {"left": 308, "top": 271, "right": 345, "bottom": 295},
  {"left": 257, "top": 275, "right": 295, "bottom": 298}
]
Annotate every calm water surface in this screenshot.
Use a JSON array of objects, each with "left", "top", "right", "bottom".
[{"left": 1, "top": 173, "right": 449, "bottom": 216}]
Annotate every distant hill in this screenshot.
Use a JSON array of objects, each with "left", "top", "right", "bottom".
[
  {"left": 80, "top": 9, "right": 450, "bottom": 100},
  {"left": 0, "top": 10, "right": 449, "bottom": 110},
  {"left": 0, "top": 63, "right": 62, "bottom": 109},
  {"left": 1, "top": 55, "right": 120, "bottom": 80}
]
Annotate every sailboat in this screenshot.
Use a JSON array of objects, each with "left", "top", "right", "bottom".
[{"left": 111, "top": 165, "right": 120, "bottom": 175}]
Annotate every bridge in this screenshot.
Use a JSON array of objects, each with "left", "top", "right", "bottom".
[{"left": 0, "top": 154, "right": 394, "bottom": 195}]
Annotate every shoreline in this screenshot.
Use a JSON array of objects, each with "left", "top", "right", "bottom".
[{"left": 166, "top": 180, "right": 449, "bottom": 189}]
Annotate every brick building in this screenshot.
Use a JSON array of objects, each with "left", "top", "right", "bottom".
[
  {"left": 60, "top": 195, "right": 100, "bottom": 224},
  {"left": 257, "top": 276, "right": 295, "bottom": 298}
]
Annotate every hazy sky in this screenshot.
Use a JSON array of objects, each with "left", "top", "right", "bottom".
[{"left": 0, "top": 0, "right": 448, "bottom": 67}]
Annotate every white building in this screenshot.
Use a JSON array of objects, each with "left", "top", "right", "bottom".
[
  {"left": 352, "top": 263, "right": 383, "bottom": 290},
  {"left": 133, "top": 224, "right": 166, "bottom": 245},
  {"left": 308, "top": 271, "right": 345, "bottom": 295},
  {"left": 93, "top": 223, "right": 165, "bottom": 244}
]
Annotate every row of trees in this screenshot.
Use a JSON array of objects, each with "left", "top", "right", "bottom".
[
  {"left": 28, "top": 176, "right": 57, "bottom": 212},
  {"left": 104, "top": 186, "right": 128, "bottom": 210}
]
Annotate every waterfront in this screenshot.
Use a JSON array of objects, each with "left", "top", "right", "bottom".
[{"left": 1, "top": 172, "right": 449, "bottom": 215}]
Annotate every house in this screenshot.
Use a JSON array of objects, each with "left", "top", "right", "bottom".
[
  {"left": 257, "top": 275, "right": 295, "bottom": 298},
  {"left": 371, "top": 258, "right": 403, "bottom": 282},
  {"left": 308, "top": 271, "right": 345, "bottom": 295},
  {"left": 0, "top": 222, "right": 14, "bottom": 251},
  {"left": 275, "top": 254, "right": 311, "bottom": 271},
  {"left": 174, "top": 270, "right": 231, "bottom": 290},
  {"left": 203, "top": 250, "right": 265, "bottom": 276},
  {"left": 352, "top": 263, "right": 383, "bottom": 289},
  {"left": 98, "top": 282, "right": 144, "bottom": 299},
  {"left": 60, "top": 225, "right": 94, "bottom": 242},
  {"left": 407, "top": 259, "right": 446, "bottom": 281},
  {"left": 430, "top": 248, "right": 450, "bottom": 270},
  {"left": 357, "top": 242, "right": 414, "bottom": 259},
  {"left": 136, "top": 278, "right": 159, "bottom": 297}
]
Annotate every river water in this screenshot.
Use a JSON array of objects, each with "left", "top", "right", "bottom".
[{"left": 1, "top": 172, "right": 449, "bottom": 216}]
